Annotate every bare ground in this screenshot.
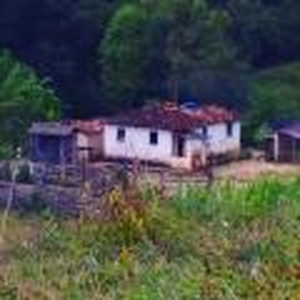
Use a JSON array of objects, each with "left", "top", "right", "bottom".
[
  {"left": 135, "top": 160, "right": 300, "bottom": 193},
  {"left": 216, "top": 160, "right": 300, "bottom": 181}
]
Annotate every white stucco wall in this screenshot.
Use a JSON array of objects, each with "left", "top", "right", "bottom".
[
  {"left": 76, "top": 132, "right": 104, "bottom": 161},
  {"left": 104, "top": 125, "right": 174, "bottom": 164},
  {"left": 76, "top": 132, "right": 89, "bottom": 160},
  {"left": 77, "top": 132, "right": 89, "bottom": 149},
  {"left": 187, "top": 122, "right": 240, "bottom": 155},
  {"left": 204, "top": 122, "right": 241, "bottom": 154},
  {"left": 104, "top": 121, "right": 241, "bottom": 169}
]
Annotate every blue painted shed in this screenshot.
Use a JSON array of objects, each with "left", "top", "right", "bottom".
[{"left": 29, "top": 122, "right": 76, "bottom": 164}]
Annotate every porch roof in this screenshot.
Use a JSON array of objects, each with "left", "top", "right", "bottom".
[
  {"left": 29, "top": 122, "right": 73, "bottom": 136},
  {"left": 278, "top": 122, "right": 300, "bottom": 139}
]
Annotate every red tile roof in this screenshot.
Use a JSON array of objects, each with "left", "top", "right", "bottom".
[{"left": 109, "top": 103, "right": 239, "bottom": 133}]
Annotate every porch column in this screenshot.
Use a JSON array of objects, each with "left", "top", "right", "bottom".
[
  {"left": 274, "top": 134, "right": 279, "bottom": 161},
  {"left": 292, "top": 138, "right": 296, "bottom": 162},
  {"left": 59, "top": 136, "right": 66, "bottom": 179}
]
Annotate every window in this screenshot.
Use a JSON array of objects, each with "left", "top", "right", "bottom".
[
  {"left": 117, "top": 127, "right": 126, "bottom": 142},
  {"left": 227, "top": 122, "right": 233, "bottom": 137},
  {"left": 150, "top": 131, "right": 158, "bottom": 145}
]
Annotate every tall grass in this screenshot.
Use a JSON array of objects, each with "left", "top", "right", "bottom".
[{"left": 0, "top": 176, "right": 299, "bottom": 299}]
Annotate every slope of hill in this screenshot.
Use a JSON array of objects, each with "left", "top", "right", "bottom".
[
  {"left": 244, "top": 61, "right": 300, "bottom": 144},
  {"left": 0, "top": 178, "right": 299, "bottom": 299}
]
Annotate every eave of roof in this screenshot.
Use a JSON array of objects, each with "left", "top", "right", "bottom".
[
  {"left": 29, "top": 119, "right": 106, "bottom": 136},
  {"left": 29, "top": 122, "right": 74, "bottom": 136},
  {"left": 108, "top": 104, "right": 239, "bottom": 133},
  {"left": 278, "top": 124, "right": 300, "bottom": 139}
]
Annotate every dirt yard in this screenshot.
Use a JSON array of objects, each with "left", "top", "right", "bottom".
[
  {"left": 135, "top": 159, "right": 300, "bottom": 192},
  {"left": 216, "top": 160, "right": 300, "bottom": 181}
]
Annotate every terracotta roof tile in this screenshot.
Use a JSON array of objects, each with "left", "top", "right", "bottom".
[
  {"left": 71, "top": 120, "right": 105, "bottom": 134},
  {"left": 109, "top": 103, "right": 239, "bottom": 133}
]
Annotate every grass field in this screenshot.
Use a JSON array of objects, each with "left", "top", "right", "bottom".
[{"left": 0, "top": 176, "right": 299, "bottom": 299}]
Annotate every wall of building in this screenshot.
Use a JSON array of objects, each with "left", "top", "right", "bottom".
[
  {"left": 77, "top": 132, "right": 104, "bottom": 161},
  {"left": 30, "top": 134, "right": 75, "bottom": 164},
  {"left": 104, "top": 121, "right": 241, "bottom": 169},
  {"left": 88, "top": 133, "right": 104, "bottom": 153},
  {"left": 193, "top": 122, "right": 241, "bottom": 156},
  {"left": 104, "top": 125, "right": 174, "bottom": 164}
]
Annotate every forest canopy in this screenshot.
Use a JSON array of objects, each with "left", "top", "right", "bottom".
[{"left": 0, "top": 0, "right": 300, "bottom": 145}]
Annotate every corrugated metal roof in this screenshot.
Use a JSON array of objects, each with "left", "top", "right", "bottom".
[
  {"left": 29, "top": 119, "right": 106, "bottom": 136},
  {"left": 29, "top": 122, "right": 73, "bottom": 136},
  {"left": 278, "top": 122, "right": 300, "bottom": 139}
]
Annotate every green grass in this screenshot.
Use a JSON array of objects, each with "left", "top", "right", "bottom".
[{"left": 0, "top": 177, "right": 299, "bottom": 299}]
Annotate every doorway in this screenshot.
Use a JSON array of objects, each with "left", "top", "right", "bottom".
[{"left": 173, "top": 135, "right": 186, "bottom": 157}]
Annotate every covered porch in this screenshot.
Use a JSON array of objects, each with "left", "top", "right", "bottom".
[{"left": 29, "top": 123, "right": 77, "bottom": 165}]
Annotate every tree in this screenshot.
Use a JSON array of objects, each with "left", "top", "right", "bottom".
[
  {"left": 227, "top": 0, "right": 300, "bottom": 67},
  {"left": 0, "top": 50, "right": 59, "bottom": 157},
  {"left": 100, "top": 3, "right": 158, "bottom": 110},
  {"left": 243, "top": 62, "right": 300, "bottom": 145},
  {"left": 100, "top": 0, "right": 237, "bottom": 110},
  {"left": 155, "top": 0, "right": 237, "bottom": 101}
]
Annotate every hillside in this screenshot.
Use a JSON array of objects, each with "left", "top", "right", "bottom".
[
  {"left": 0, "top": 0, "right": 300, "bottom": 117},
  {"left": 242, "top": 61, "right": 300, "bottom": 144},
  {"left": 253, "top": 61, "right": 300, "bottom": 121},
  {"left": 0, "top": 178, "right": 299, "bottom": 299}
]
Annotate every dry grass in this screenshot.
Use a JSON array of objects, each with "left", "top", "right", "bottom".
[{"left": 217, "top": 160, "right": 300, "bottom": 181}]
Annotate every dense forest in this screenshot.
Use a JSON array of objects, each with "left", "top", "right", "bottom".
[{"left": 1, "top": 0, "right": 300, "bottom": 150}]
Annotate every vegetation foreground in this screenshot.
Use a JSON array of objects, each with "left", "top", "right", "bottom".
[{"left": 0, "top": 177, "right": 299, "bottom": 299}]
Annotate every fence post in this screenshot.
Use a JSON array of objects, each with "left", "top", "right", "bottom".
[{"left": 0, "top": 148, "right": 20, "bottom": 242}]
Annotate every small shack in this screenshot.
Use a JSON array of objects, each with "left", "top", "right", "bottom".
[
  {"left": 265, "top": 121, "right": 300, "bottom": 162},
  {"left": 29, "top": 120, "right": 105, "bottom": 165},
  {"left": 29, "top": 122, "right": 75, "bottom": 164}
]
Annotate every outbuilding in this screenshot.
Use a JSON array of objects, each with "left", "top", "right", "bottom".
[
  {"left": 29, "top": 120, "right": 105, "bottom": 165},
  {"left": 265, "top": 121, "right": 300, "bottom": 162}
]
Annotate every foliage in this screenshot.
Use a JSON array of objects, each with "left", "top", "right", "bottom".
[
  {"left": 100, "top": 0, "right": 238, "bottom": 109},
  {"left": 0, "top": 0, "right": 300, "bottom": 120},
  {"left": 0, "top": 177, "right": 299, "bottom": 299},
  {"left": 0, "top": 50, "right": 59, "bottom": 157},
  {"left": 100, "top": 3, "right": 153, "bottom": 110},
  {"left": 244, "top": 62, "right": 300, "bottom": 145}
]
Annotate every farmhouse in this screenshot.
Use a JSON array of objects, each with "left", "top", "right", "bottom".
[
  {"left": 29, "top": 120, "right": 105, "bottom": 164},
  {"left": 265, "top": 120, "right": 300, "bottom": 162},
  {"left": 104, "top": 102, "right": 241, "bottom": 170}
]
